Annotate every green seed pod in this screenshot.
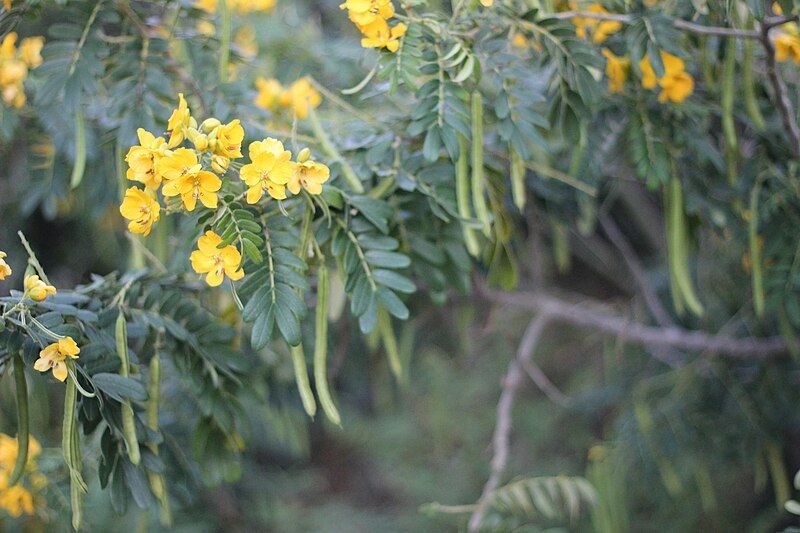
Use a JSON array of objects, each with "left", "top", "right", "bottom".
[
  {"left": 7, "top": 355, "right": 29, "bottom": 487},
  {"left": 116, "top": 311, "right": 141, "bottom": 465},
  {"left": 291, "top": 344, "right": 317, "bottom": 417},
  {"left": 470, "top": 92, "right": 491, "bottom": 237},
  {"left": 313, "top": 265, "right": 341, "bottom": 425}
]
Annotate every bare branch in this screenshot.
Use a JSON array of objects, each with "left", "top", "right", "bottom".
[
  {"left": 468, "top": 315, "right": 551, "bottom": 532},
  {"left": 481, "top": 287, "right": 787, "bottom": 358},
  {"left": 550, "top": 11, "right": 760, "bottom": 38},
  {"left": 520, "top": 358, "right": 571, "bottom": 408},
  {"left": 759, "top": 21, "right": 800, "bottom": 159},
  {"left": 598, "top": 213, "right": 674, "bottom": 327}
]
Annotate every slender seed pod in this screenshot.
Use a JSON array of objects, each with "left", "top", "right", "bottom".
[
  {"left": 116, "top": 311, "right": 141, "bottom": 465},
  {"left": 146, "top": 352, "right": 173, "bottom": 526},
  {"left": 722, "top": 38, "right": 738, "bottom": 186},
  {"left": 378, "top": 308, "right": 402, "bottom": 382},
  {"left": 743, "top": 39, "right": 766, "bottom": 131},
  {"left": 291, "top": 344, "right": 317, "bottom": 417},
  {"left": 550, "top": 219, "right": 571, "bottom": 274},
  {"left": 456, "top": 134, "right": 480, "bottom": 257},
  {"left": 470, "top": 92, "right": 491, "bottom": 237},
  {"left": 700, "top": 36, "right": 717, "bottom": 95},
  {"left": 667, "top": 177, "right": 704, "bottom": 316},
  {"left": 765, "top": 441, "right": 791, "bottom": 510},
  {"left": 7, "top": 354, "right": 28, "bottom": 487},
  {"left": 313, "top": 265, "right": 341, "bottom": 425},
  {"left": 70, "top": 108, "right": 86, "bottom": 189},
  {"left": 62, "top": 377, "right": 84, "bottom": 531},
  {"left": 510, "top": 146, "right": 526, "bottom": 212},
  {"left": 749, "top": 181, "right": 765, "bottom": 318}
]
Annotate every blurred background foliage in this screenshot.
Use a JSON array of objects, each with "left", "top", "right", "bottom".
[{"left": 2, "top": 0, "right": 800, "bottom": 531}]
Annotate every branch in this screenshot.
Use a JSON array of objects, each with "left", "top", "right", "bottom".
[
  {"left": 550, "top": 11, "right": 766, "bottom": 39},
  {"left": 759, "top": 21, "right": 800, "bottom": 159},
  {"left": 482, "top": 288, "right": 787, "bottom": 358},
  {"left": 468, "top": 314, "right": 551, "bottom": 532},
  {"left": 598, "top": 213, "right": 674, "bottom": 327}
]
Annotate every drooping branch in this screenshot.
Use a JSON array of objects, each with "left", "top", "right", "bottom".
[
  {"left": 481, "top": 287, "right": 787, "bottom": 358},
  {"left": 759, "top": 21, "right": 800, "bottom": 159},
  {"left": 468, "top": 314, "right": 552, "bottom": 532}
]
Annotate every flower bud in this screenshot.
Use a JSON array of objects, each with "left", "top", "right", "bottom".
[
  {"left": 200, "top": 118, "right": 222, "bottom": 133},
  {"left": 189, "top": 116, "right": 198, "bottom": 129},
  {"left": 297, "top": 147, "right": 311, "bottom": 163},
  {"left": 212, "top": 155, "right": 230, "bottom": 174}
]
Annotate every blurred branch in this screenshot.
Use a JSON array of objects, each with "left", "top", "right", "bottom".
[
  {"left": 759, "top": 21, "right": 800, "bottom": 159},
  {"left": 469, "top": 314, "right": 551, "bottom": 532},
  {"left": 481, "top": 286, "right": 787, "bottom": 358},
  {"left": 598, "top": 213, "right": 674, "bottom": 327},
  {"left": 548, "top": 11, "right": 800, "bottom": 39}
]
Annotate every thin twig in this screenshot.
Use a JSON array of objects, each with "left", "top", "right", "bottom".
[
  {"left": 759, "top": 21, "right": 800, "bottom": 159},
  {"left": 548, "top": 11, "right": 792, "bottom": 39},
  {"left": 468, "top": 314, "right": 551, "bottom": 532},
  {"left": 598, "top": 213, "right": 674, "bottom": 327},
  {"left": 520, "top": 356, "right": 571, "bottom": 408},
  {"left": 481, "top": 286, "right": 787, "bottom": 358}
]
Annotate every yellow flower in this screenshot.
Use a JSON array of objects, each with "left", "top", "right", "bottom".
[
  {"left": 288, "top": 160, "right": 330, "bottom": 195},
  {"left": 234, "top": 25, "right": 258, "bottom": 58},
  {"left": 119, "top": 187, "right": 161, "bottom": 236},
  {"left": 340, "top": 0, "right": 395, "bottom": 26},
  {"left": 2, "top": 0, "right": 10, "bottom": 11},
  {"left": 232, "top": 0, "right": 277, "bottom": 12},
  {"left": 0, "top": 433, "right": 41, "bottom": 472},
  {"left": 125, "top": 128, "right": 168, "bottom": 190},
  {"left": 18, "top": 37, "right": 43, "bottom": 68},
  {"left": 254, "top": 77, "right": 284, "bottom": 111},
  {"left": 0, "top": 252, "right": 10, "bottom": 280},
  {"left": 195, "top": 0, "right": 217, "bottom": 13},
  {"left": 360, "top": 21, "right": 407, "bottom": 53},
  {"left": 240, "top": 138, "right": 295, "bottom": 202},
  {"left": 280, "top": 77, "right": 321, "bottom": 119},
  {"left": 480, "top": 0, "right": 493, "bottom": 5},
  {"left": 159, "top": 149, "right": 222, "bottom": 211},
  {"left": 601, "top": 48, "right": 629, "bottom": 94},
  {"left": 775, "top": 24, "right": 800, "bottom": 64},
  {"left": 23, "top": 275, "right": 56, "bottom": 302},
  {"left": 639, "top": 51, "right": 694, "bottom": 103},
  {"left": 211, "top": 119, "right": 244, "bottom": 159},
  {"left": 0, "top": 485, "right": 34, "bottom": 517},
  {"left": 197, "top": 20, "right": 215, "bottom": 36},
  {"left": 572, "top": 3, "right": 621, "bottom": 44},
  {"left": 190, "top": 231, "right": 244, "bottom": 287},
  {"left": 34, "top": 337, "right": 80, "bottom": 382},
  {"left": 0, "top": 32, "right": 16, "bottom": 60},
  {"left": 167, "top": 93, "right": 191, "bottom": 148}
]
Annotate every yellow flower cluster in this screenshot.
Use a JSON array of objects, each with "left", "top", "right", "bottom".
[
  {"left": 119, "top": 93, "right": 244, "bottom": 235},
  {"left": 254, "top": 77, "right": 322, "bottom": 119},
  {"left": 571, "top": 2, "right": 622, "bottom": 44},
  {"left": 34, "top": 337, "right": 80, "bottom": 382},
  {"left": 0, "top": 252, "right": 10, "bottom": 280},
  {"left": 340, "top": 0, "right": 408, "bottom": 53},
  {"left": 194, "top": 0, "right": 276, "bottom": 14},
  {"left": 601, "top": 48, "right": 629, "bottom": 94},
  {"left": 0, "top": 434, "right": 45, "bottom": 518},
  {"left": 119, "top": 93, "right": 330, "bottom": 287},
  {"left": 640, "top": 51, "right": 694, "bottom": 103},
  {"left": 240, "top": 140, "right": 330, "bottom": 202},
  {"left": 0, "top": 32, "right": 43, "bottom": 108},
  {"left": 23, "top": 275, "right": 56, "bottom": 302}
]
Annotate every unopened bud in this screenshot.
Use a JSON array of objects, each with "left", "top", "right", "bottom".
[
  {"left": 297, "top": 147, "right": 311, "bottom": 163},
  {"left": 200, "top": 118, "right": 222, "bottom": 133},
  {"left": 212, "top": 155, "right": 230, "bottom": 174}
]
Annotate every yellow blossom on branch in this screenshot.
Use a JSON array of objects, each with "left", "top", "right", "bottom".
[
  {"left": 340, "top": 0, "right": 395, "bottom": 26},
  {"left": 254, "top": 77, "right": 284, "bottom": 111},
  {"left": 601, "top": 48, "right": 629, "bottom": 94},
  {"left": 34, "top": 337, "right": 80, "bottom": 382},
  {"left": 166, "top": 93, "right": 192, "bottom": 148},
  {"left": 240, "top": 138, "right": 295, "bottom": 202},
  {"left": 361, "top": 20, "right": 407, "bottom": 52},
  {"left": 210, "top": 119, "right": 245, "bottom": 159},
  {"left": 639, "top": 51, "right": 694, "bottom": 103},
  {"left": 24, "top": 275, "right": 56, "bottom": 302},
  {"left": 0, "top": 32, "right": 44, "bottom": 109},
  {"left": 119, "top": 187, "right": 161, "bottom": 235},
  {"left": 571, "top": 3, "right": 621, "bottom": 44},
  {"left": 190, "top": 231, "right": 245, "bottom": 286},
  {"left": 280, "top": 78, "right": 322, "bottom": 119},
  {"left": 288, "top": 160, "right": 330, "bottom": 195},
  {"left": 160, "top": 148, "right": 222, "bottom": 211},
  {"left": 125, "top": 128, "right": 168, "bottom": 190},
  {"left": 775, "top": 24, "right": 800, "bottom": 64},
  {"left": 0, "top": 252, "right": 10, "bottom": 280}
]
